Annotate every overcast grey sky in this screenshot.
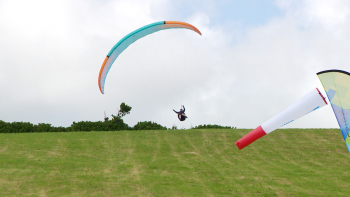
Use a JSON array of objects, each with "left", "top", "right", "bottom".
[{"left": 0, "top": 0, "right": 349, "bottom": 129}]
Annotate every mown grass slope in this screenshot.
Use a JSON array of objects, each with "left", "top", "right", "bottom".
[{"left": 0, "top": 129, "right": 349, "bottom": 196}]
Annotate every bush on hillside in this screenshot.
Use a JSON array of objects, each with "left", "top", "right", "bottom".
[
  {"left": 133, "top": 121, "right": 167, "bottom": 130},
  {"left": 70, "top": 118, "right": 131, "bottom": 132},
  {"left": 193, "top": 124, "right": 235, "bottom": 129},
  {"left": 0, "top": 121, "right": 67, "bottom": 133}
]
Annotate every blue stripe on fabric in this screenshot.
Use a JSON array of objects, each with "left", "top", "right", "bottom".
[
  {"left": 107, "top": 21, "right": 165, "bottom": 56},
  {"left": 102, "top": 25, "right": 166, "bottom": 91},
  {"left": 331, "top": 103, "right": 350, "bottom": 140},
  {"left": 327, "top": 88, "right": 336, "bottom": 102}
]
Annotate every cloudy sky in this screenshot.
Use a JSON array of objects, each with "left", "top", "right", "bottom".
[{"left": 0, "top": 0, "right": 349, "bottom": 129}]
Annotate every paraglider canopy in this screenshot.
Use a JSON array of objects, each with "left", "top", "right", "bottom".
[{"left": 98, "top": 21, "right": 202, "bottom": 94}]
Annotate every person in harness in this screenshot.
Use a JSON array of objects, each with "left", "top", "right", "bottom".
[{"left": 173, "top": 105, "right": 188, "bottom": 121}]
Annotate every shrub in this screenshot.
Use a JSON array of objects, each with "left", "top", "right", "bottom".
[
  {"left": 133, "top": 121, "right": 167, "bottom": 130},
  {"left": 170, "top": 124, "right": 178, "bottom": 130},
  {"left": 69, "top": 119, "right": 131, "bottom": 132},
  {"left": 193, "top": 124, "right": 235, "bottom": 129}
]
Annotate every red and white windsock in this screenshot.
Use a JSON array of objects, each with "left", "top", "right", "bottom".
[{"left": 235, "top": 88, "right": 328, "bottom": 150}]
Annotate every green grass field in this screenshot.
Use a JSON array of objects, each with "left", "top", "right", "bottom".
[{"left": 0, "top": 129, "right": 349, "bottom": 196}]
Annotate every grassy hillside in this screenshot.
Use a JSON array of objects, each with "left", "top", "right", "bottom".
[{"left": 0, "top": 129, "right": 349, "bottom": 196}]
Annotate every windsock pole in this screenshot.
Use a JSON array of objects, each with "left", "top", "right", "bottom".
[{"left": 235, "top": 88, "right": 327, "bottom": 150}]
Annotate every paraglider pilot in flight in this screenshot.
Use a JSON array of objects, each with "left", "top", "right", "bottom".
[{"left": 173, "top": 105, "right": 188, "bottom": 121}]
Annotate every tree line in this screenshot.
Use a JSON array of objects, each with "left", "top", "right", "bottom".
[{"left": 0, "top": 103, "right": 235, "bottom": 133}]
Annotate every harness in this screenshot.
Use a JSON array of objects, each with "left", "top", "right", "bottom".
[{"left": 178, "top": 113, "right": 187, "bottom": 121}]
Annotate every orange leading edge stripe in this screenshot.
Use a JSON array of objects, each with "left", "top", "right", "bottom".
[
  {"left": 165, "top": 21, "right": 202, "bottom": 35},
  {"left": 98, "top": 56, "right": 109, "bottom": 94}
]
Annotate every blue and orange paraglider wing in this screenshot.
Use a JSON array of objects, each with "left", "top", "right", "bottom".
[{"left": 98, "top": 21, "right": 202, "bottom": 94}]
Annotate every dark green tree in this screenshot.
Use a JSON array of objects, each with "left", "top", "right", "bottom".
[
  {"left": 111, "top": 102, "right": 132, "bottom": 122},
  {"left": 117, "top": 102, "right": 132, "bottom": 118}
]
